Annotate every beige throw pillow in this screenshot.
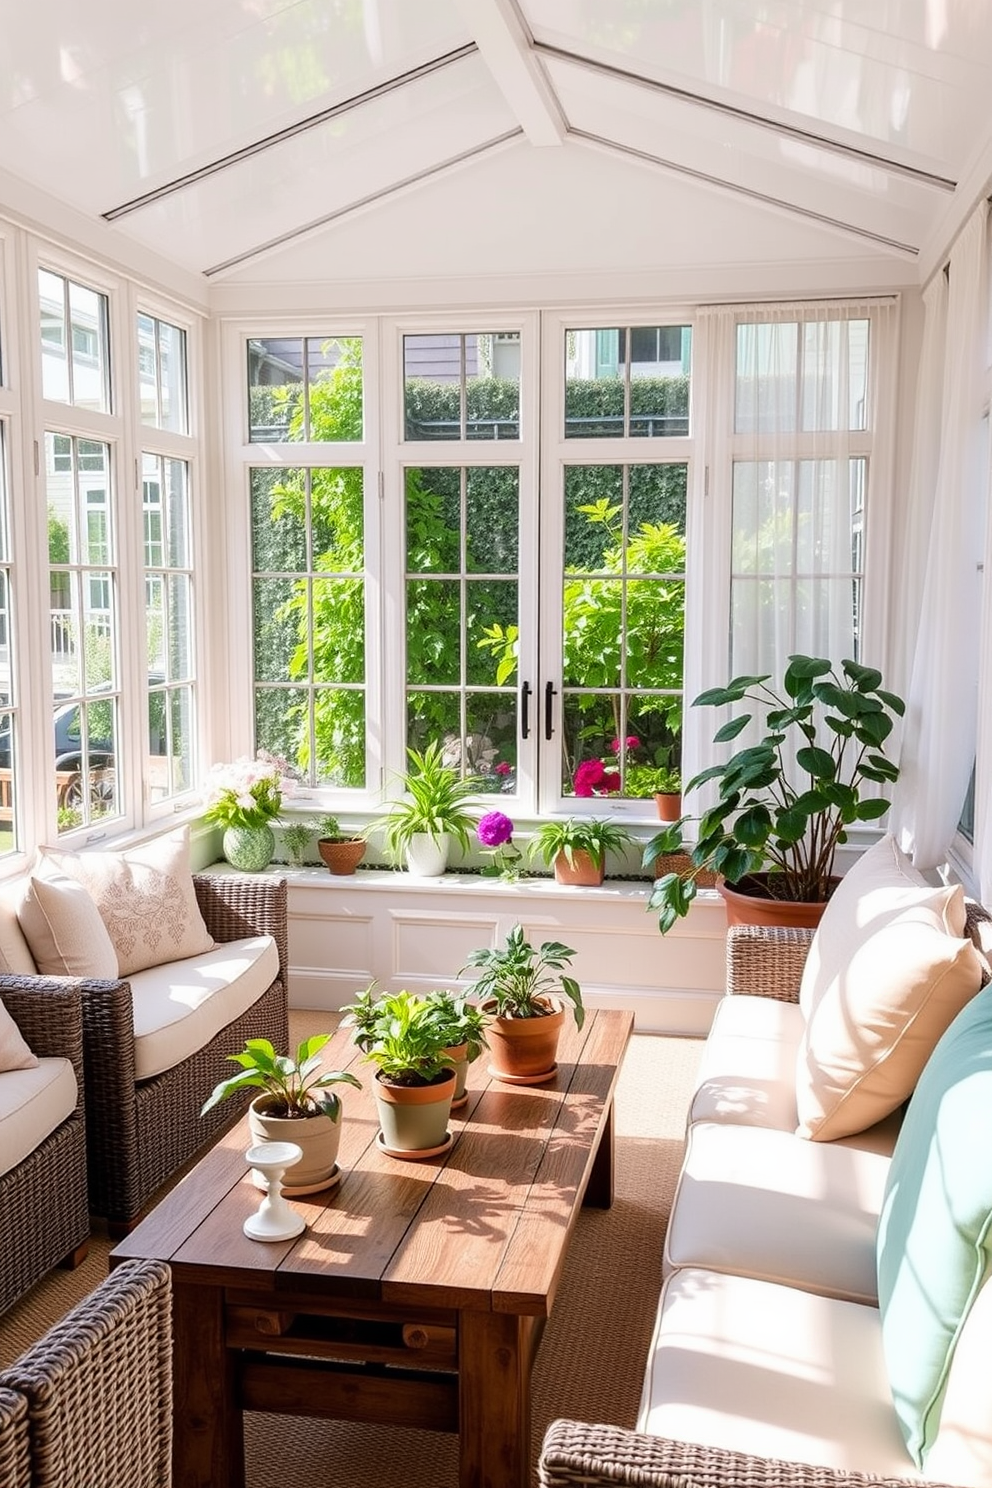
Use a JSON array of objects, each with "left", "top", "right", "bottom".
[
  {"left": 796, "top": 882, "right": 985, "bottom": 1141},
  {"left": 799, "top": 834, "right": 930, "bottom": 1020},
  {"left": 38, "top": 825, "right": 214, "bottom": 977},
  {"left": 0, "top": 996, "right": 39, "bottom": 1071},
  {"left": 16, "top": 874, "right": 119, "bottom": 979}
]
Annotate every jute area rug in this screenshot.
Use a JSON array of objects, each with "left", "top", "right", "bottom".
[{"left": 0, "top": 1013, "right": 701, "bottom": 1488}]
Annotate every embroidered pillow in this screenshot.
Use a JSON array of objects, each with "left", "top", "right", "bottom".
[{"left": 38, "top": 825, "right": 214, "bottom": 976}]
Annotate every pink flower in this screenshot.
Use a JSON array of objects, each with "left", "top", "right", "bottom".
[
  {"left": 573, "top": 760, "right": 606, "bottom": 797},
  {"left": 600, "top": 770, "right": 621, "bottom": 794},
  {"left": 477, "top": 810, "right": 514, "bottom": 847},
  {"left": 610, "top": 735, "right": 640, "bottom": 754},
  {"left": 494, "top": 761, "right": 512, "bottom": 776}
]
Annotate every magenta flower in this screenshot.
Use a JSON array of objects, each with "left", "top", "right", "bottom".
[
  {"left": 573, "top": 760, "right": 606, "bottom": 797},
  {"left": 477, "top": 810, "right": 514, "bottom": 848},
  {"left": 600, "top": 770, "right": 621, "bottom": 794},
  {"left": 494, "top": 761, "right": 512, "bottom": 776},
  {"left": 610, "top": 735, "right": 640, "bottom": 754}
]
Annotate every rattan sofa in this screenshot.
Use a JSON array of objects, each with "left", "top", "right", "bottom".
[
  {"left": 0, "top": 981, "right": 89, "bottom": 1317},
  {"left": 0, "top": 871, "right": 289, "bottom": 1235},
  {"left": 540, "top": 848, "right": 992, "bottom": 1488}
]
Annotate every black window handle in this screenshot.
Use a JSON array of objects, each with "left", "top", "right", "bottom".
[
  {"left": 545, "top": 680, "right": 557, "bottom": 741},
  {"left": 521, "top": 681, "right": 532, "bottom": 740}
]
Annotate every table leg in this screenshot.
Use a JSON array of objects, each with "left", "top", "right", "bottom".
[
  {"left": 458, "top": 1309, "right": 531, "bottom": 1488},
  {"left": 584, "top": 1098, "right": 615, "bottom": 1208},
  {"left": 173, "top": 1282, "right": 244, "bottom": 1487}
]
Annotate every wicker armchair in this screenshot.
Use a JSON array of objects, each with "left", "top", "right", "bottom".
[
  {"left": 0, "top": 1387, "right": 28, "bottom": 1488},
  {"left": 538, "top": 1420, "right": 952, "bottom": 1488},
  {"left": 0, "top": 1257, "right": 172, "bottom": 1487},
  {"left": 1, "top": 873, "right": 289, "bottom": 1236},
  {"left": 0, "top": 982, "right": 89, "bottom": 1317}
]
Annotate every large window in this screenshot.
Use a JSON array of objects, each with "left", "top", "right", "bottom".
[
  {"left": 0, "top": 424, "right": 15, "bottom": 854},
  {"left": 39, "top": 269, "right": 111, "bottom": 412},
  {"left": 243, "top": 307, "right": 900, "bottom": 828}
]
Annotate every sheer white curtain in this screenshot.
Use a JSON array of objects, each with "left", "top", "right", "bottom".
[
  {"left": 689, "top": 300, "right": 895, "bottom": 791},
  {"left": 727, "top": 301, "right": 890, "bottom": 684},
  {"left": 890, "top": 273, "right": 948, "bottom": 696},
  {"left": 890, "top": 202, "right": 990, "bottom": 870}
]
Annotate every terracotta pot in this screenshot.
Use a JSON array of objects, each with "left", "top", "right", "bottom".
[
  {"left": 373, "top": 1069, "right": 456, "bottom": 1153},
  {"left": 247, "top": 1095, "right": 343, "bottom": 1195},
  {"left": 442, "top": 1042, "right": 470, "bottom": 1107},
  {"left": 553, "top": 848, "right": 604, "bottom": 886},
  {"left": 483, "top": 997, "right": 565, "bottom": 1082},
  {"left": 653, "top": 792, "right": 682, "bottom": 823},
  {"left": 317, "top": 837, "right": 366, "bottom": 875},
  {"left": 717, "top": 873, "right": 839, "bottom": 930}
]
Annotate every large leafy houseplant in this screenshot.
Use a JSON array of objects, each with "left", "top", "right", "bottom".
[
  {"left": 643, "top": 655, "right": 905, "bottom": 932},
  {"left": 342, "top": 987, "right": 458, "bottom": 1154}
]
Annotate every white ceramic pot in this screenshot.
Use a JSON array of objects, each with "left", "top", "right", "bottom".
[{"left": 405, "top": 832, "right": 450, "bottom": 877}]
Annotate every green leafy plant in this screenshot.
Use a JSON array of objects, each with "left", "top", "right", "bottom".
[
  {"left": 342, "top": 988, "right": 457, "bottom": 1087},
  {"left": 625, "top": 764, "right": 682, "bottom": 798},
  {"left": 460, "top": 923, "right": 584, "bottom": 1028},
  {"left": 317, "top": 814, "right": 365, "bottom": 843},
  {"left": 376, "top": 742, "right": 480, "bottom": 862},
  {"left": 424, "top": 989, "right": 488, "bottom": 1063},
  {"left": 643, "top": 655, "right": 905, "bottom": 932},
  {"left": 200, "top": 1035, "right": 361, "bottom": 1120},
  {"left": 281, "top": 819, "right": 317, "bottom": 865},
  {"left": 529, "top": 816, "right": 634, "bottom": 874}
]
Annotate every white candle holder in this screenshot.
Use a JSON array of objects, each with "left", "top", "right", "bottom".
[{"left": 243, "top": 1140, "right": 306, "bottom": 1242}]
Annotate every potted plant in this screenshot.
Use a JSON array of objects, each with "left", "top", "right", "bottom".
[
  {"left": 281, "top": 818, "right": 317, "bottom": 867},
  {"left": 201, "top": 750, "right": 295, "bottom": 872},
  {"left": 424, "top": 989, "right": 489, "bottom": 1108},
  {"left": 315, "top": 814, "right": 367, "bottom": 876},
  {"left": 201, "top": 1034, "right": 362, "bottom": 1195},
  {"left": 530, "top": 816, "right": 634, "bottom": 886},
  {"left": 460, "top": 923, "right": 584, "bottom": 1083},
  {"left": 626, "top": 764, "right": 683, "bottom": 821},
  {"left": 376, "top": 741, "right": 480, "bottom": 876},
  {"left": 643, "top": 654, "right": 905, "bottom": 932},
  {"left": 341, "top": 987, "right": 457, "bottom": 1157}
]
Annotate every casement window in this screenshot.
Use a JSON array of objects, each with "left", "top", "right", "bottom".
[
  {"left": 138, "top": 311, "right": 197, "bottom": 808},
  {"left": 241, "top": 304, "right": 895, "bottom": 825}
]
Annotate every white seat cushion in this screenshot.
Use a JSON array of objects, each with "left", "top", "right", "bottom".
[
  {"left": 664, "top": 1118, "right": 899, "bottom": 1304},
  {"left": 638, "top": 1268, "right": 926, "bottom": 1481},
  {"left": 129, "top": 934, "right": 279, "bottom": 1081},
  {"left": 688, "top": 995, "right": 805, "bottom": 1130},
  {"left": 0, "top": 1057, "right": 78, "bottom": 1178}
]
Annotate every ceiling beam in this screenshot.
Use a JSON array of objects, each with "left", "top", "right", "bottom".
[
  {"left": 204, "top": 130, "right": 524, "bottom": 278},
  {"left": 457, "top": 0, "right": 564, "bottom": 147},
  {"left": 570, "top": 129, "right": 919, "bottom": 260},
  {"left": 540, "top": 44, "right": 956, "bottom": 194}
]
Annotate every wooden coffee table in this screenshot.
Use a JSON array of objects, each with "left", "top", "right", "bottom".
[{"left": 112, "top": 1006, "right": 633, "bottom": 1488}]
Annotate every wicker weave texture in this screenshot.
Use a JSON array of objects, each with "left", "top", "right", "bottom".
[
  {"left": 538, "top": 1420, "right": 950, "bottom": 1488},
  {"left": 0, "top": 1387, "right": 29, "bottom": 1488},
  {"left": 725, "top": 925, "right": 815, "bottom": 1003},
  {"left": 79, "top": 873, "right": 289, "bottom": 1227},
  {"left": 0, "top": 1258, "right": 171, "bottom": 1488},
  {"left": 0, "top": 984, "right": 90, "bottom": 1318}
]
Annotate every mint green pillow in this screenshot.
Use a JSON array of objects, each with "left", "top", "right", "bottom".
[{"left": 876, "top": 984, "right": 992, "bottom": 1467}]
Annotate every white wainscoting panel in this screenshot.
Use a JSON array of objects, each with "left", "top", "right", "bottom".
[{"left": 281, "top": 870, "right": 728, "bottom": 1035}]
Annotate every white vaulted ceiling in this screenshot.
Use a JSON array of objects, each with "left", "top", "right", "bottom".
[{"left": 1, "top": 0, "right": 991, "bottom": 298}]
